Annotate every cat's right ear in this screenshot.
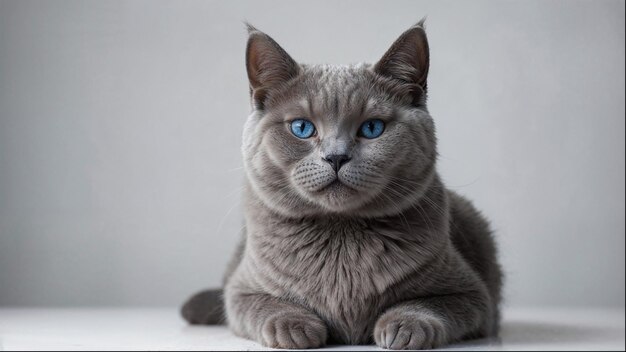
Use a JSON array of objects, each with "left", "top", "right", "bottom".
[{"left": 245, "top": 24, "right": 299, "bottom": 110}]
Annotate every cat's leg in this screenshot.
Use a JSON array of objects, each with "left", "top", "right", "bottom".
[
  {"left": 224, "top": 287, "right": 328, "bottom": 349},
  {"left": 374, "top": 254, "right": 493, "bottom": 350}
]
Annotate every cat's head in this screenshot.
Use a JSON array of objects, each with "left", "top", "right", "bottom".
[{"left": 242, "top": 22, "right": 438, "bottom": 217}]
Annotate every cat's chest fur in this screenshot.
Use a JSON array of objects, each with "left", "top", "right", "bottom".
[{"left": 248, "top": 215, "right": 436, "bottom": 343}]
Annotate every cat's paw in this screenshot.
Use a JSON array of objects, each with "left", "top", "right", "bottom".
[
  {"left": 260, "top": 312, "right": 328, "bottom": 349},
  {"left": 374, "top": 311, "right": 448, "bottom": 350}
]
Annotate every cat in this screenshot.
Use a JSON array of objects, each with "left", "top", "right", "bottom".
[{"left": 181, "top": 20, "right": 503, "bottom": 350}]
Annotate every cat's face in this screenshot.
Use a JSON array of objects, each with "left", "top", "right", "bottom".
[{"left": 242, "top": 24, "right": 437, "bottom": 217}]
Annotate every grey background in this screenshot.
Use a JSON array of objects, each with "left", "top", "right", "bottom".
[{"left": 0, "top": 0, "right": 624, "bottom": 308}]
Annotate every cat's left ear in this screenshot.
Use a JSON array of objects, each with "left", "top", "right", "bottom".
[{"left": 374, "top": 20, "right": 430, "bottom": 105}]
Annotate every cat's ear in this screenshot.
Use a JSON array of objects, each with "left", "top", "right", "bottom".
[
  {"left": 246, "top": 24, "right": 299, "bottom": 109},
  {"left": 374, "top": 20, "right": 430, "bottom": 105}
]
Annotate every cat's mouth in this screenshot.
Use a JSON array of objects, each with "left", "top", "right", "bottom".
[
  {"left": 311, "top": 179, "right": 362, "bottom": 211},
  {"left": 318, "top": 179, "right": 353, "bottom": 193},
  {"left": 326, "top": 179, "right": 342, "bottom": 190}
]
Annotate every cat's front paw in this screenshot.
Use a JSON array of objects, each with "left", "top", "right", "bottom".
[
  {"left": 260, "top": 312, "right": 328, "bottom": 349},
  {"left": 374, "top": 311, "right": 448, "bottom": 350}
]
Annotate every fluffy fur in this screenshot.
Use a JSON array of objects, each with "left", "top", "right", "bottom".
[{"left": 182, "top": 21, "right": 502, "bottom": 350}]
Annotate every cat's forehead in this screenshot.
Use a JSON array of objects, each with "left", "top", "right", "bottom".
[
  {"left": 301, "top": 63, "right": 370, "bottom": 87},
  {"left": 289, "top": 63, "right": 387, "bottom": 121}
]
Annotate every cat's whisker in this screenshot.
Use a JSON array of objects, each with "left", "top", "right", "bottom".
[
  {"left": 227, "top": 165, "right": 245, "bottom": 172},
  {"left": 388, "top": 174, "right": 476, "bottom": 190},
  {"left": 215, "top": 198, "right": 241, "bottom": 236},
  {"left": 220, "top": 185, "right": 245, "bottom": 201},
  {"left": 377, "top": 189, "right": 411, "bottom": 230},
  {"left": 383, "top": 181, "right": 442, "bottom": 232},
  {"left": 384, "top": 178, "right": 448, "bottom": 219}
]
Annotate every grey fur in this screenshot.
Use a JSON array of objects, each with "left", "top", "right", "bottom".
[{"left": 182, "top": 22, "right": 502, "bottom": 350}]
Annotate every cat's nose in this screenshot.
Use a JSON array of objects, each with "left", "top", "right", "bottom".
[{"left": 323, "top": 154, "right": 351, "bottom": 172}]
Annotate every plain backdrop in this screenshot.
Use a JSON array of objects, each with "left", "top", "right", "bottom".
[{"left": 0, "top": 0, "right": 624, "bottom": 308}]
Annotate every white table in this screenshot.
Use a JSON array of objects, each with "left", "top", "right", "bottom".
[{"left": 0, "top": 307, "right": 624, "bottom": 350}]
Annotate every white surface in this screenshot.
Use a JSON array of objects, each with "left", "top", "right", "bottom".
[{"left": 0, "top": 307, "right": 623, "bottom": 351}]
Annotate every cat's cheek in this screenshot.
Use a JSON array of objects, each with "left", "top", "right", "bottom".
[{"left": 263, "top": 129, "right": 313, "bottom": 166}]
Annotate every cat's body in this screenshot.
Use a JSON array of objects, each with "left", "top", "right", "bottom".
[{"left": 182, "top": 22, "right": 502, "bottom": 350}]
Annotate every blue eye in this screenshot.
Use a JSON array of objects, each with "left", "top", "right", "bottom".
[
  {"left": 290, "top": 119, "right": 316, "bottom": 139},
  {"left": 359, "top": 119, "right": 385, "bottom": 139}
]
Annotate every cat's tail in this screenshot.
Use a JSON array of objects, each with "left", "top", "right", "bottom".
[{"left": 181, "top": 288, "right": 225, "bottom": 325}]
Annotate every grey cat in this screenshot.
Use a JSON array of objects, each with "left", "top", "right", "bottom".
[{"left": 182, "top": 21, "right": 503, "bottom": 350}]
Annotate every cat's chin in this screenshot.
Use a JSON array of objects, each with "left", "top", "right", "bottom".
[{"left": 311, "top": 180, "right": 368, "bottom": 213}]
